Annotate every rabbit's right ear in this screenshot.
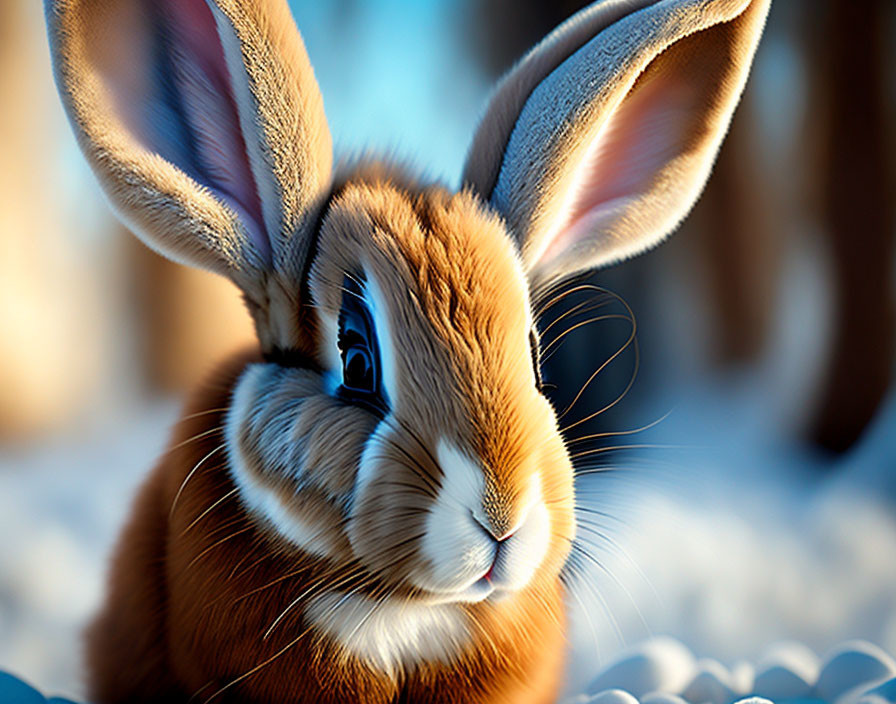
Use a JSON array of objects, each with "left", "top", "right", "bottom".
[
  {"left": 462, "top": 0, "right": 770, "bottom": 293},
  {"left": 45, "top": 0, "right": 331, "bottom": 308}
]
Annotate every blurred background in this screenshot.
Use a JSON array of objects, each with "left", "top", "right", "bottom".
[{"left": 0, "top": 0, "right": 893, "bottom": 699}]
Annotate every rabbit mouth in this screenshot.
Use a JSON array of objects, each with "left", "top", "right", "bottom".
[
  {"left": 419, "top": 575, "right": 496, "bottom": 605},
  {"left": 408, "top": 440, "right": 553, "bottom": 596},
  {"left": 416, "top": 535, "right": 542, "bottom": 605},
  {"left": 418, "top": 578, "right": 518, "bottom": 606},
  {"left": 347, "top": 432, "right": 554, "bottom": 602}
]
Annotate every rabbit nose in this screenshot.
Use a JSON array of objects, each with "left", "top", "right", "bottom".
[
  {"left": 493, "top": 527, "right": 517, "bottom": 543},
  {"left": 472, "top": 507, "right": 522, "bottom": 543}
]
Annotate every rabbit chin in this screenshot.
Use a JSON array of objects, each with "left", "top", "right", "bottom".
[{"left": 419, "top": 578, "right": 517, "bottom": 606}]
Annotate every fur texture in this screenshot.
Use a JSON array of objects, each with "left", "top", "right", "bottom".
[
  {"left": 44, "top": 0, "right": 770, "bottom": 702},
  {"left": 45, "top": 0, "right": 331, "bottom": 351},
  {"left": 463, "top": 0, "right": 770, "bottom": 291},
  {"left": 88, "top": 349, "right": 568, "bottom": 704}
]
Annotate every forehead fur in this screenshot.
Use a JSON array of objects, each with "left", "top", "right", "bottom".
[
  {"left": 309, "top": 170, "right": 549, "bottom": 488},
  {"left": 320, "top": 168, "right": 531, "bottom": 332}
]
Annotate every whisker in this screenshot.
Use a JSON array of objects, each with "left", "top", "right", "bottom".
[
  {"left": 225, "top": 541, "right": 268, "bottom": 582},
  {"left": 187, "top": 680, "right": 216, "bottom": 703},
  {"left": 179, "top": 407, "right": 229, "bottom": 422},
  {"left": 560, "top": 336, "right": 640, "bottom": 433},
  {"left": 542, "top": 313, "right": 632, "bottom": 362},
  {"left": 532, "top": 276, "right": 596, "bottom": 318},
  {"left": 570, "top": 537, "right": 651, "bottom": 639},
  {"left": 203, "top": 626, "right": 315, "bottom": 702},
  {"left": 170, "top": 442, "right": 227, "bottom": 519},
  {"left": 539, "top": 296, "right": 613, "bottom": 338},
  {"left": 216, "top": 556, "right": 424, "bottom": 701},
  {"left": 573, "top": 505, "right": 630, "bottom": 528},
  {"left": 566, "top": 411, "right": 672, "bottom": 445},
  {"left": 334, "top": 579, "right": 409, "bottom": 657},
  {"left": 264, "top": 530, "right": 425, "bottom": 642},
  {"left": 179, "top": 486, "right": 239, "bottom": 537},
  {"left": 572, "top": 466, "right": 629, "bottom": 477},
  {"left": 263, "top": 563, "right": 368, "bottom": 640},
  {"left": 166, "top": 425, "right": 225, "bottom": 456},
  {"left": 568, "top": 443, "right": 688, "bottom": 462},
  {"left": 560, "top": 562, "right": 606, "bottom": 662},
  {"left": 575, "top": 521, "right": 662, "bottom": 616},
  {"left": 566, "top": 542, "right": 626, "bottom": 646},
  {"left": 557, "top": 320, "right": 637, "bottom": 423},
  {"left": 185, "top": 526, "right": 253, "bottom": 572},
  {"left": 222, "top": 563, "right": 317, "bottom": 611}
]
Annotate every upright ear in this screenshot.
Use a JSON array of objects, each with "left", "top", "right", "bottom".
[
  {"left": 45, "top": 0, "right": 332, "bottom": 299},
  {"left": 462, "top": 0, "right": 770, "bottom": 292}
]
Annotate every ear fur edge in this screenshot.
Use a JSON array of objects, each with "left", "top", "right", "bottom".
[{"left": 463, "top": 0, "right": 771, "bottom": 291}]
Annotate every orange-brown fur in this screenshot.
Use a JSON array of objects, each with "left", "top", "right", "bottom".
[
  {"left": 307, "top": 176, "right": 574, "bottom": 589},
  {"left": 89, "top": 348, "right": 567, "bottom": 704}
]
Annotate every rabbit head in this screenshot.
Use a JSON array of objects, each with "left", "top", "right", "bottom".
[{"left": 46, "top": 0, "right": 769, "bottom": 697}]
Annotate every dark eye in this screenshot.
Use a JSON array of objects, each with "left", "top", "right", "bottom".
[
  {"left": 336, "top": 275, "right": 385, "bottom": 412},
  {"left": 342, "top": 344, "right": 374, "bottom": 392}
]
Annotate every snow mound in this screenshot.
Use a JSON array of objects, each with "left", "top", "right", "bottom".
[{"left": 566, "top": 638, "right": 896, "bottom": 704}]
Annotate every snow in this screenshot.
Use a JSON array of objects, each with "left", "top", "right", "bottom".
[
  {"left": 562, "top": 383, "right": 896, "bottom": 697},
  {"left": 0, "top": 402, "right": 176, "bottom": 699},
  {"left": 563, "top": 638, "right": 896, "bottom": 704},
  {"left": 584, "top": 638, "right": 697, "bottom": 698}
]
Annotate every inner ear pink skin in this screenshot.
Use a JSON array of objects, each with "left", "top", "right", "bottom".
[
  {"left": 101, "top": 0, "right": 268, "bottom": 258},
  {"left": 540, "top": 73, "right": 694, "bottom": 266}
]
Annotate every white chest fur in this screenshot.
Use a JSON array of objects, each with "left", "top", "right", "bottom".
[{"left": 305, "top": 591, "right": 470, "bottom": 676}]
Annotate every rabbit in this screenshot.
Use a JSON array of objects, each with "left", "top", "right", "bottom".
[{"left": 44, "top": 0, "right": 769, "bottom": 702}]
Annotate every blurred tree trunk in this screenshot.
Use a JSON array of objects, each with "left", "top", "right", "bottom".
[
  {"left": 808, "top": 0, "right": 896, "bottom": 453},
  {"left": 688, "top": 88, "right": 780, "bottom": 365},
  {"left": 127, "top": 235, "right": 257, "bottom": 394},
  {"left": 0, "top": 0, "right": 102, "bottom": 442},
  {"left": 468, "top": 0, "right": 589, "bottom": 78}
]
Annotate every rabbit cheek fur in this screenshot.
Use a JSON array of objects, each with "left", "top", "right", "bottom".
[{"left": 87, "top": 178, "right": 574, "bottom": 704}]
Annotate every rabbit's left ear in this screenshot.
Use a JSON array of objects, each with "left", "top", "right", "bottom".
[{"left": 462, "top": 0, "right": 770, "bottom": 291}]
